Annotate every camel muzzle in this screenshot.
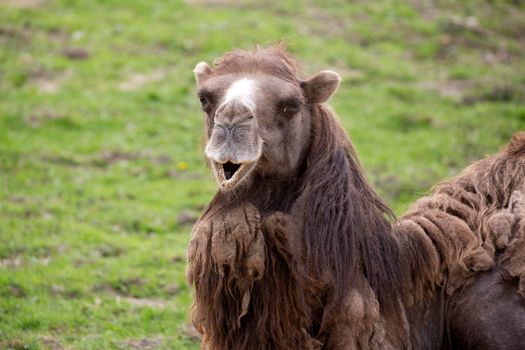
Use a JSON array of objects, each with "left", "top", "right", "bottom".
[
  {"left": 211, "top": 159, "right": 257, "bottom": 191},
  {"left": 205, "top": 126, "right": 262, "bottom": 190}
]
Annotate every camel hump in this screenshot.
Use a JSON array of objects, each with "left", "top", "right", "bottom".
[{"left": 504, "top": 131, "right": 525, "bottom": 156}]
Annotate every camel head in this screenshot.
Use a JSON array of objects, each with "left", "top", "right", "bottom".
[{"left": 194, "top": 46, "right": 341, "bottom": 191}]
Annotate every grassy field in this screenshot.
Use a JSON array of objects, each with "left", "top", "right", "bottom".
[{"left": 1, "top": 0, "right": 524, "bottom": 349}]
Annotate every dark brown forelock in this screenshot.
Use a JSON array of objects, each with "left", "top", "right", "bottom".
[{"left": 212, "top": 44, "right": 301, "bottom": 84}]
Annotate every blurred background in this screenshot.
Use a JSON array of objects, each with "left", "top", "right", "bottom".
[{"left": 0, "top": 0, "right": 524, "bottom": 349}]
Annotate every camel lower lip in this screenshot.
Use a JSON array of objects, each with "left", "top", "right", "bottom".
[{"left": 212, "top": 160, "right": 255, "bottom": 190}]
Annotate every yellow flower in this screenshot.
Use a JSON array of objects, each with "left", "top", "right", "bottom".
[{"left": 177, "top": 161, "right": 188, "bottom": 171}]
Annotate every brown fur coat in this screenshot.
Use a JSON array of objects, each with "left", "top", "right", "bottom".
[{"left": 188, "top": 102, "right": 525, "bottom": 349}]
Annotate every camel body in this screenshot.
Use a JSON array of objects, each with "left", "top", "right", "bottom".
[{"left": 187, "top": 46, "right": 525, "bottom": 349}]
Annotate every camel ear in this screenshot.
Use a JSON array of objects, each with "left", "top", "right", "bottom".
[
  {"left": 194, "top": 61, "right": 213, "bottom": 86},
  {"left": 301, "top": 70, "right": 341, "bottom": 103}
]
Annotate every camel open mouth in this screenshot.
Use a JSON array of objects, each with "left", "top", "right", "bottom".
[
  {"left": 213, "top": 160, "right": 256, "bottom": 190},
  {"left": 223, "top": 162, "right": 241, "bottom": 180}
]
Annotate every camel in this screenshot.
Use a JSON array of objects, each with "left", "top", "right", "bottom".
[{"left": 186, "top": 45, "right": 525, "bottom": 349}]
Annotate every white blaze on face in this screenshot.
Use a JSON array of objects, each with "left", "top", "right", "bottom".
[{"left": 221, "top": 78, "right": 256, "bottom": 112}]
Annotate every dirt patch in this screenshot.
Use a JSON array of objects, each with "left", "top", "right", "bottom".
[
  {"left": 8, "top": 195, "right": 27, "bottom": 203},
  {"left": 93, "top": 151, "right": 141, "bottom": 166},
  {"left": 41, "top": 150, "right": 175, "bottom": 169},
  {"left": 62, "top": 47, "right": 90, "bottom": 60},
  {"left": 415, "top": 80, "right": 475, "bottom": 101},
  {"left": 171, "top": 255, "right": 185, "bottom": 263},
  {"left": 462, "top": 84, "right": 525, "bottom": 105},
  {"left": 39, "top": 336, "right": 69, "bottom": 350},
  {"left": 436, "top": 13, "right": 522, "bottom": 62},
  {"left": 31, "top": 68, "right": 72, "bottom": 93},
  {"left": 41, "top": 154, "right": 82, "bottom": 167},
  {"left": 185, "top": 0, "right": 268, "bottom": 10},
  {"left": 0, "top": 25, "right": 33, "bottom": 43},
  {"left": 0, "top": 256, "right": 22, "bottom": 268},
  {"left": 185, "top": 0, "right": 237, "bottom": 4},
  {"left": 0, "top": 339, "right": 33, "bottom": 350},
  {"left": 139, "top": 150, "right": 172, "bottom": 165},
  {"left": 118, "top": 69, "right": 168, "bottom": 91},
  {"left": 93, "top": 277, "right": 145, "bottom": 296},
  {"left": 118, "top": 296, "right": 167, "bottom": 309},
  {"left": 443, "top": 15, "right": 484, "bottom": 35},
  {"left": 483, "top": 46, "right": 516, "bottom": 65},
  {"left": 179, "top": 323, "right": 202, "bottom": 342},
  {"left": 50, "top": 284, "right": 81, "bottom": 298},
  {"left": 409, "top": 0, "right": 438, "bottom": 20},
  {"left": 153, "top": 154, "right": 172, "bottom": 164},
  {"left": 42, "top": 151, "right": 138, "bottom": 168},
  {"left": 293, "top": 7, "right": 355, "bottom": 40},
  {"left": 25, "top": 109, "right": 61, "bottom": 126},
  {"left": 177, "top": 210, "right": 199, "bottom": 226},
  {"left": 93, "top": 280, "right": 171, "bottom": 309},
  {"left": 95, "top": 245, "right": 125, "bottom": 258},
  {"left": 0, "top": 251, "right": 54, "bottom": 269},
  {"left": 163, "top": 283, "right": 181, "bottom": 296},
  {"left": 73, "top": 257, "right": 98, "bottom": 267},
  {"left": 389, "top": 113, "right": 444, "bottom": 133},
  {"left": 302, "top": 7, "right": 353, "bottom": 37},
  {"left": 0, "top": 0, "right": 47, "bottom": 8},
  {"left": 124, "top": 336, "right": 165, "bottom": 349},
  {"left": 46, "top": 27, "right": 69, "bottom": 42},
  {"left": 1, "top": 282, "right": 27, "bottom": 298}
]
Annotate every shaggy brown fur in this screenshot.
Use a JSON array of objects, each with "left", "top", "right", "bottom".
[
  {"left": 187, "top": 46, "right": 525, "bottom": 349},
  {"left": 398, "top": 132, "right": 525, "bottom": 298},
  {"left": 212, "top": 45, "right": 300, "bottom": 84},
  {"left": 487, "top": 190, "right": 525, "bottom": 298}
]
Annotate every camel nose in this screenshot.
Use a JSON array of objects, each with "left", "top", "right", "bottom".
[
  {"left": 214, "top": 115, "right": 254, "bottom": 133},
  {"left": 206, "top": 108, "right": 258, "bottom": 165},
  {"left": 214, "top": 101, "right": 254, "bottom": 130}
]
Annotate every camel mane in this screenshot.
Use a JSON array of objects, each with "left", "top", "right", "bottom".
[
  {"left": 189, "top": 97, "right": 409, "bottom": 348},
  {"left": 296, "top": 104, "right": 405, "bottom": 339}
]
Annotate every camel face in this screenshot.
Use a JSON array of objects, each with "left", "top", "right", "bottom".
[
  {"left": 195, "top": 71, "right": 309, "bottom": 191},
  {"left": 193, "top": 51, "right": 341, "bottom": 191},
  {"left": 202, "top": 75, "right": 262, "bottom": 190}
]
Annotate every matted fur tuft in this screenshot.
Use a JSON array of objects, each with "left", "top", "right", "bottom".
[{"left": 504, "top": 131, "right": 525, "bottom": 156}]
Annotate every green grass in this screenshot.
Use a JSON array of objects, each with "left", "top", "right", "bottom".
[{"left": 1, "top": 0, "right": 524, "bottom": 348}]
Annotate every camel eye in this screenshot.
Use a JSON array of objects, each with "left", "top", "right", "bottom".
[
  {"left": 197, "top": 91, "right": 214, "bottom": 113},
  {"left": 199, "top": 96, "right": 209, "bottom": 106},
  {"left": 279, "top": 98, "right": 301, "bottom": 117}
]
